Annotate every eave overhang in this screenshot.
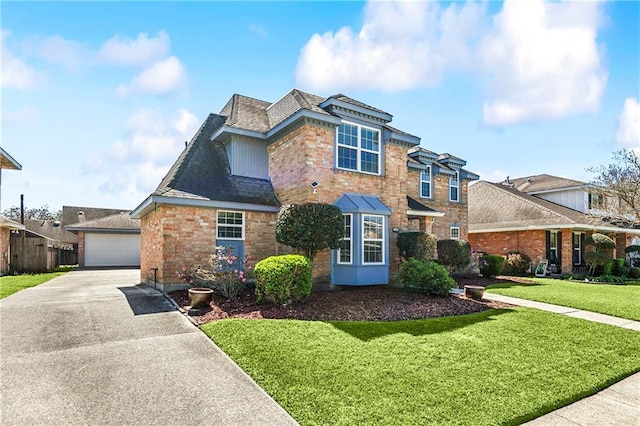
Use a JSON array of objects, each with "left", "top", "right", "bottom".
[{"left": 131, "top": 195, "right": 280, "bottom": 219}]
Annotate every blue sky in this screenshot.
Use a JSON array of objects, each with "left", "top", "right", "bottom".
[{"left": 2, "top": 0, "right": 639, "bottom": 212}]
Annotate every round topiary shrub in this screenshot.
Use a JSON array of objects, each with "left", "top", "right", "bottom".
[
  {"left": 479, "top": 254, "right": 504, "bottom": 278},
  {"left": 398, "top": 258, "right": 456, "bottom": 296},
  {"left": 584, "top": 251, "right": 613, "bottom": 276},
  {"left": 254, "top": 255, "right": 312, "bottom": 305}
]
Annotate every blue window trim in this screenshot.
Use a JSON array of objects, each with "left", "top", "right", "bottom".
[
  {"left": 449, "top": 171, "right": 460, "bottom": 202},
  {"left": 362, "top": 214, "right": 385, "bottom": 265},
  {"left": 420, "top": 166, "right": 432, "bottom": 198},
  {"left": 338, "top": 214, "right": 353, "bottom": 265}
]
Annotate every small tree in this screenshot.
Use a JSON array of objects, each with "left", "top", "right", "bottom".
[
  {"left": 275, "top": 203, "right": 344, "bottom": 263},
  {"left": 584, "top": 233, "right": 616, "bottom": 276},
  {"left": 2, "top": 204, "right": 62, "bottom": 221},
  {"left": 436, "top": 239, "right": 471, "bottom": 275},
  {"left": 588, "top": 149, "right": 640, "bottom": 226}
]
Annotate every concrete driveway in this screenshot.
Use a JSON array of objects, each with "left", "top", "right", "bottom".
[{"left": 0, "top": 269, "right": 297, "bottom": 425}]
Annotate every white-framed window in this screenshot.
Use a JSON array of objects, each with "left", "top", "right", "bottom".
[
  {"left": 336, "top": 121, "right": 380, "bottom": 175},
  {"left": 217, "top": 211, "right": 244, "bottom": 240},
  {"left": 362, "top": 215, "right": 384, "bottom": 264},
  {"left": 449, "top": 171, "right": 459, "bottom": 202},
  {"left": 588, "top": 192, "right": 605, "bottom": 210},
  {"left": 420, "top": 166, "right": 432, "bottom": 198},
  {"left": 338, "top": 214, "right": 353, "bottom": 264},
  {"left": 549, "top": 231, "right": 558, "bottom": 264},
  {"left": 450, "top": 227, "right": 460, "bottom": 240}
]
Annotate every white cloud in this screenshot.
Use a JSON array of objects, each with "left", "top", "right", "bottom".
[
  {"left": 479, "top": 170, "right": 509, "bottom": 183},
  {"left": 85, "top": 108, "right": 200, "bottom": 195},
  {"left": 1, "top": 105, "right": 38, "bottom": 123},
  {"left": 116, "top": 56, "right": 187, "bottom": 96},
  {"left": 295, "top": 1, "right": 486, "bottom": 93},
  {"left": 249, "top": 23, "right": 268, "bottom": 38},
  {"left": 98, "top": 31, "right": 170, "bottom": 67},
  {"left": 616, "top": 98, "right": 640, "bottom": 148},
  {"left": 295, "top": 0, "right": 607, "bottom": 126},
  {"left": 480, "top": 0, "right": 607, "bottom": 126},
  {"left": 1, "top": 31, "right": 40, "bottom": 90},
  {"left": 33, "top": 35, "right": 87, "bottom": 70}
]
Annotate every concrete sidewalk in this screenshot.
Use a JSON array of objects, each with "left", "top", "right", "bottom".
[
  {"left": 482, "top": 292, "right": 640, "bottom": 426},
  {"left": 483, "top": 293, "right": 640, "bottom": 331},
  {"left": 0, "top": 269, "right": 297, "bottom": 426}
]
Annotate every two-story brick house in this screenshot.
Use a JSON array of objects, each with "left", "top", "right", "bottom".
[
  {"left": 131, "top": 89, "right": 478, "bottom": 290},
  {"left": 468, "top": 175, "right": 640, "bottom": 274}
]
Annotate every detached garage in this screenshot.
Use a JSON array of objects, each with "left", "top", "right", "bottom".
[{"left": 66, "top": 212, "right": 140, "bottom": 268}]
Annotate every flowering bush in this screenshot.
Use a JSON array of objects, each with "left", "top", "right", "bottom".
[{"left": 177, "top": 246, "right": 251, "bottom": 300}]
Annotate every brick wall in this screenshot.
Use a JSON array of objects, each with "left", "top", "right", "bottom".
[
  {"left": 268, "top": 120, "right": 411, "bottom": 276},
  {"left": 0, "top": 227, "right": 9, "bottom": 274},
  {"left": 469, "top": 228, "right": 579, "bottom": 274},
  {"left": 406, "top": 169, "right": 470, "bottom": 241},
  {"left": 77, "top": 231, "right": 85, "bottom": 267},
  {"left": 140, "top": 205, "right": 282, "bottom": 286}
]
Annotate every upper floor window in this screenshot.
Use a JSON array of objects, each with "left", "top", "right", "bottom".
[
  {"left": 362, "top": 215, "right": 384, "bottom": 264},
  {"left": 588, "top": 192, "right": 605, "bottom": 209},
  {"left": 449, "top": 171, "right": 459, "bottom": 202},
  {"left": 217, "top": 211, "right": 244, "bottom": 240},
  {"left": 420, "top": 166, "right": 432, "bottom": 198},
  {"left": 450, "top": 227, "right": 460, "bottom": 240},
  {"left": 338, "top": 214, "right": 352, "bottom": 264},
  {"left": 336, "top": 122, "right": 380, "bottom": 175}
]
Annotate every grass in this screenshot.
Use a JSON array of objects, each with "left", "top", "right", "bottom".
[
  {"left": 486, "top": 278, "right": 640, "bottom": 321},
  {"left": 0, "top": 272, "right": 66, "bottom": 299},
  {"left": 202, "top": 308, "right": 640, "bottom": 425}
]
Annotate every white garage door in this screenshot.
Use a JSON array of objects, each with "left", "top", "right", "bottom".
[{"left": 85, "top": 233, "right": 141, "bottom": 267}]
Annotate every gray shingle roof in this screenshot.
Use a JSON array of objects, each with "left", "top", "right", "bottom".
[
  {"left": 66, "top": 212, "right": 140, "bottom": 231},
  {"left": 468, "top": 181, "right": 602, "bottom": 231},
  {"left": 506, "top": 174, "right": 586, "bottom": 193},
  {"left": 154, "top": 114, "right": 280, "bottom": 207},
  {"left": 407, "top": 196, "right": 439, "bottom": 213},
  {"left": 330, "top": 94, "right": 391, "bottom": 116},
  {"left": 220, "top": 94, "right": 272, "bottom": 133},
  {"left": 24, "top": 219, "right": 78, "bottom": 243},
  {"left": 63, "top": 206, "right": 129, "bottom": 227}
]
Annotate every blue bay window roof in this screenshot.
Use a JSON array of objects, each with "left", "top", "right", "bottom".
[{"left": 334, "top": 193, "right": 391, "bottom": 215}]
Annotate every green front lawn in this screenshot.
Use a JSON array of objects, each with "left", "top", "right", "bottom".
[
  {"left": 202, "top": 309, "right": 640, "bottom": 425},
  {"left": 0, "top": 272, "right": 66, "bottom": 299},
  {"left": 486, "top": 278, "right": 640, "bottom": 321}
]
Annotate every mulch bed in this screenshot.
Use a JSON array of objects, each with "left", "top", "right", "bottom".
[{"left": 168, "top": 275, "right": 522, "bottom": 325}]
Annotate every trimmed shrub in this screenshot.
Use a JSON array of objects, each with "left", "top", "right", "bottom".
[
  {"left": 437, "top": 239, "right": 472, "bottom": 275},
  {"left": 480, "top": 254, "right": 504, "bottom": 278},
  {"left": 629, "top": 267, "right": 640, "bottom": 279},
  {"left": 584, "top": 252, "right": 613, "bottom": 276},
  {"left": 585, "top": 233, "right": 616, "bottom": 250},
  {"left": 276, "top": 203, "right": 343, "bottom": 262},
  {"left": 398, "top": 259, "right": 456, "bottom": 296},
  {"left": 612, "top": 258, "right": 627, "bottom": 277},
  {"left": 591, "top": 274, "right": 626, "bottom": 284},
  {"left": 254, "top": 255, "right": 312, "bottom": 305},
  {"left": 397, "top": 232, "right": 437, "bottom": 261},
  {"left": 501, "top": 251, "right": 532, "bottom": 276}
]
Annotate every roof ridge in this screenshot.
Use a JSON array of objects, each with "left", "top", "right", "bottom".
[{"left": 486, "top": 182, "right": 578, "bottom": 223}]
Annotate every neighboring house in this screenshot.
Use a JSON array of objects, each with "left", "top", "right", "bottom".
[
  {"left": 132, "top": 89, "right": 478, "bottom": 290},
  {"left": 1, "top": 147, "right": 23, "bottom": 275},
  {"left": 468, "top": 178, "right": 640, "bottom": 274},
  {"left": 66, "top": 212, "right": 141, "bottom": 268}
]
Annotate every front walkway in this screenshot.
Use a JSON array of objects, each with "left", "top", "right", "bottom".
[
  {"left": 483, "top": 293, "right": 640, "bottom": 331},
  {"left": 482, "top": 293, "right": 640, "bottom": 426}
]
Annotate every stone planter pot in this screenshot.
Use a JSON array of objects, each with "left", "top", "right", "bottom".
[
  {"left": 464, "top": 285, "right": 485, "bottom": 300},
  {"left": 188, "top": 287, "right": 214, "bottom": 309}
]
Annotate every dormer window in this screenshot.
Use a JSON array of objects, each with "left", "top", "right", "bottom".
[
  {"left": 336, "top": 122, "right": 380, "bottom": 175},
  {"left": 449, "top": 171, "right": 460, "bottom": 202},
  {"left": 420, "top": 166, "right": 432, "bottom": 198}
]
